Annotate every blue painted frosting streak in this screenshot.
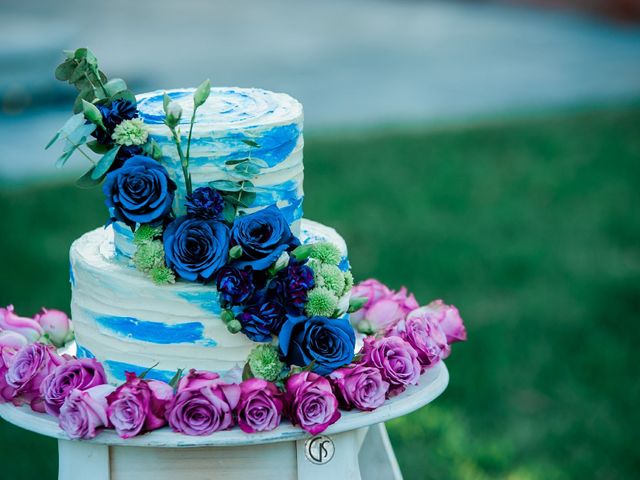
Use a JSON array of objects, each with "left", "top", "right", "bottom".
[
  {"left": 278, "top": 198, "right": 304, "bottom": 224},
  {"left": 176, "top": 291, "right": 222, "bottom": 316},
  {"left": 76, "top": 344, "right": 95, "bottom": 359},
  {"left": 338, "top": 257, "right": 351, "bottom": 272},
  {"left": 94, "top": 315, "right": 214, "bottom": 345},
  {"left": 105, "top": 360, "right": 175, "bottom": 383},
  {"left": 69, "top": 262, "right": 75, "bottom": 287}
]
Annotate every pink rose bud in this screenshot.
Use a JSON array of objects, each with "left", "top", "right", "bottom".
[
  {"left": 41, "top": 358, "right": 107, "bottom": 416},
  {"left": 362, "top": 336, "right": 420, "bottom": 397},
  {"left": 0, "top": 305, "right": 43, "bottom": 344},
  {"left": 422, "top": 300, "right": 466, "bottom": 344},
  {"left": 59, "top": 384, "right": 115, "bottom": 440},
  {"left": 236, "top": 378, "right": 284, "bottom": 433},
  {"left": 6, "top": 343, "right": 64, "bottom": 412},
  {"left": 34, "top": 308, "right": 73, "bottom": 348},
  {"left": 0, "top": 330, "right": 28, "bottom": 349},
  {"left": 330, "top": 364, "right": 389, "bottom": 411},
  {"left": 107, "top": 372, "right": 173, "bottom": 438},
  {"left": 285, "top": 371, "right": 340, "bottom": 435}
]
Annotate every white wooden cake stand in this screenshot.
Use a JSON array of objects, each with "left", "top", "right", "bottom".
[{"left": 0, "top": 362, "right": 448, "bottom": 480}]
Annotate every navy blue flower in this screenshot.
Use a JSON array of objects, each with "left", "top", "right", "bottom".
[
  {"left": 93, "top": 99, "right": 138, "bottom": 145},
  {"left": 103, "top": 155, "right": 176, "bottom": 229},
  {"left": 185, "top": 187, "right": 225, "bottom": 220},
  {"left": 268, "top": 261, "right": 315, "bottom": 315},
  {"left": 238, "top": 301, "right": 285, "bottom": 342},
  {"left": 216, "top": 266, "right": 255, "bottom": 305},
  {"left": 230, "top": 205, "right": 299, "bottom": 271},
  {"left": 163, "top": 216, "right": 230, "bottom": 282},
  {"left": 278, "top": 315, "right": 356, "bottom": 375}
]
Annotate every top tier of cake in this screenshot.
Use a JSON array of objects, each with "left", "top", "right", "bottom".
[{"left": 136, "top": 87, "right": 304, "bottom": 232}]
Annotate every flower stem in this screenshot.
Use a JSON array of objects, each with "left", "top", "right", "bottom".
[{"left": 169, "top": 126, "right": 191, "bottom": 195}]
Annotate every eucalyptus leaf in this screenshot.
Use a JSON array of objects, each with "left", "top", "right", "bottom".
[
  {"left": 241, "top": 362, "right": 253, "bottom": 381},
  {"left": 240, "top": 184, "right": 260, "bottom": 193},
  {"left": 104, "top": 78, "right": 127, "bottom": 97},
  {"left": 75, "top": 168, "right": 102, "bottom": 188},
  {"left": 241, "top": 139, "right": 261, "bottom": 148},
  {"left": 193, "top": 79, "right": 211, "bottom": 108},
  {"left": 224, "top": 158, "right": 249, "bottom": 166},
  {"left": 68, "top": 59, "right": 87, "bottom": 83},
  {"left": 55, "top": 60, "right": 76, "bottom": 81},
  {"left": 46, "top": 113, "right": 86, "bottom": 149},
  {"left": 249, "top": 158, "right": 269, "bottom": 169},
  {"left": 238, "top": 191, "right": 256, "bottom": 208},
  {"left": 86, "top": 140, "right": 110, "bottom": 154},
  {"left": 209, "top": 180, "right": 242, "bottom": 192},
  {"left": 55, "top": 148, "right": 76, "bottom": 168},
  {"left": 234, "top": 162, "right": 261, "bottom": 177},
  {"left": 222, "top": 203, "right": 236, "bottom": 224},
  {"left": 63, "top": 50, "right": 75, "bottom": 60},
  {"left": 74, "top": 48, "right": 88, "bottom": 60},
  {"left": 110, "top": 90, "right": 137, "bottom": 106},
  {"left": 91, "top": 145, "right": 121, "bottom": 180},
  {"left": 82, "top": 100, "right": 104, "bottom": 128}
]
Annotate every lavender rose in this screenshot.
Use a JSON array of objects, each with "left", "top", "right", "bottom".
[
  {"left": 236, "top": 378, "right": 284, "bottom": 433},
  {"left": 285, "top": 371, "right": 340, "bottom": 435},
  {"left": 107, "top": 372, "right": 173, "bottom": 438},
  {"left": 350, "top": 282, "right": 418, "bottom": 334},
  {"left": 166, "top": 369, "right": 240, "bottom": 436},
  {"left": 59, "top": 384, "right": 116, "bottom": 439},
  {"left": 421, "top": 300, "right": 467, "bottom": 344},
  {"left": 0, "top": 330, "right": 28, "bottom": 349},
  {"left": 6, "top": 343, "right": 63, "bottom": 411},
  {"left": 394, "top": 309, "right": 450, "bottom": 369},
  {"left": 0, "top": 346, "right": 18, "bottom": 402},
  {"left": 0, "top": 305, "right": 43, "bottom": 343},
  {"left": 41, "top": 358, "right": 107, "bottom": 416},
  {"left": 329, "top": 364, "right": 389, "bottom": 411},
  {"left": 361, "top": 336, "right": 420, "bottom": 397},
  {"left": 34, "top": 308, "right": 73, "bottom": 348}
]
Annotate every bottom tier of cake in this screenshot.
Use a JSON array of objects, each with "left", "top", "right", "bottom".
[{"left": 69, "top": 220, "right": 349, "bottom": 384}]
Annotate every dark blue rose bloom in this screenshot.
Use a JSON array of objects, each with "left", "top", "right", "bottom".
[
  {"left": 185, "top": 187, "right": 225, "bottom": 220},
  {"left": 230, "top": 205, "right": 299, "bottom": 271},
  {"left": 237, "top": 301, "right": 285, "bottom": 342},
  {"left": 93, "top": 99, "right": 138, "bottom": 145},
  {"left": 163, "top": 216, "right": 230, "bottom": 282},
  {"left": 216, "top": 266, "right": 255, "bottom": 305},
  {"left": 278, "top": 315, "right": 356, "bottom": 375},
  {"left": 103, "top": 155, "right": 176, "bottom": 229},
  {"left": 268, "top": 261, "right": 315, "bottom": 315}
]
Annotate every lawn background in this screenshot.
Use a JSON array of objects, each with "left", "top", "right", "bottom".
[{"left": 1, "top": 104, "right": 639, "bottom": 479}]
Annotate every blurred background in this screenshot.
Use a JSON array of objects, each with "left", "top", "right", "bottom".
[{"left": 1, "top": 0, "right": 639, "bottom": 478}]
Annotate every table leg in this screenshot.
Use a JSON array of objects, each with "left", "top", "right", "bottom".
[{"left": 58, "top": 439, "right": 110, "bottom": 480}]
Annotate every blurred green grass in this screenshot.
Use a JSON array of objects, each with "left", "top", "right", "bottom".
[{"left": 1, "top": 105, "right": 640, "bottom": 479}]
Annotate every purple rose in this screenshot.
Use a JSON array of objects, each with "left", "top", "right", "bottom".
[
  {"left": 236, "top": 378, "right": 284, "bottom": 433},
  {"left": 0, "top": 330, "right": 28, "bottom": 350},
  {"left": 34, "top": 308, "right": 73, "bottom": 348},
  {"left": 362, "top": 336, "right": 420, "bottom": 397},
  {"left": 285, "top": 371, "right": 340, "bottom": 435},
  {"left": 0, "top": 346, "right": 18, "bottom": 402},
  {"left": 421, "top": 300, "right": 467, "bottom": 344},
  {"left": 0, "top": 305, "right": 43, "bottom": 343},
  {"left": 166, "top": 370, "right": 240, "bottom": 436},
  {"left": 59, "top": 384, "right": 116, "bottom": 439},
  {"left": 329, "top": 364, "right": 389, "bottom": 411},
  {"left": 394, "top": 310, "right": 450, "bottom": 369},
  {"left": 350, "top": 282, "right": 418, "bottom": 333},
  {"left": 41, "top": 358, "right": 107, "bottom": 416},
  {"left": 107, "top": 372, "right": 173, "bottom": 438},
  {"left": 216, "top": 266, "right": 255, "bottom": 305},
  {"left": 6, "top": 343, "right": 63, "bottom": 411}
]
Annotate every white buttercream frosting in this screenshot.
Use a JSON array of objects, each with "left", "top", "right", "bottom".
[{"left": 70, "top": 221, "right": 348, "bottom": 384}]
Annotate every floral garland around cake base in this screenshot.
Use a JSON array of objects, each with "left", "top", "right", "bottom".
[{"left": 0, "top": 281, "right": 465, "bottom": 438}]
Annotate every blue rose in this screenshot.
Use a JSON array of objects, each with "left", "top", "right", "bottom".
[
  {"left": 278, "top": 316, "right": 356, "bottom": 375},
  {"left": 238, "top": 301, "right": 285, "bottom": 342},
  {"left": 93, "top": 99, "right": 138, "bottom": 145},
  {"left": 103, "top": 155, "right": 176, "bottom": 229},
  {"left": 230, "top": 205, "right": 299, "bottom": 271},
  {"left": 216, "top": 266, "right": 255, "bottom": 305},
  {"left": 163, "top": 216, "right": 230, "bottom": 282}
]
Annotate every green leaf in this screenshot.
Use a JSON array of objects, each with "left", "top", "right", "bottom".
[
  {"left": 86, "top": 140, "right": 110, "bottom": 154},
  {"left": 110, "top": 90, "right": 137, "bottom": 106},
  {"left": 193, "top": 78, "right": 211, "bottom": 108},
  {"left": 46, "top": 113, "right": 86, "bottom": 149},
  {"left": 224, "top": 158, "right": 250, "bottom": 166},
  {"left": 138, "top": 362, "right": 160, "bottom": 380},
  {"left": 75, "top": 168, "right": 102, "bottom": 188},
  {"left": 54, "top": 60, "right": 76, "bottom": 81},
  {"left": 240, "top": 183, "right": 260, "bottom": 193},
  {"left": 91, "top": 145, "right": 121, "bottom": 180},
  {"left": 348, "top": 296, "right": 368, "bottom": 313},
  {"left": 229, "top": 245, "right": 243, "bottom": 260},
  {"left": 104, "top": 78, "right": 128, "bottom": 97},
  {"left": 241, "top": 139, "right": 261, "bottom": 148},
  {"left": 222, "top": 202, "right": 236, "bottom": 224},
  {"left": 68, "top": 59, "right": 87, "bottom": 84},
  {"left": 73, "top": 48, "right": 88, "bottom": 60},
  {"left": 249, "top": 158, "right": 269, "bottom": 169},
  {"left": 55, "top": 123, "right": 96, "bottom": 168},
  {"left": 234, "top": 162, "right": 261, "bottom": 177},
  {"left": 55, "top": 149, "right": 76, "bottom": 169},
  {"left": 62, "top": 49, "right": 75, "bottom": 59},
  {"left": 168, "top": 368, "right": 184, "bottom": 389},
  {"left": 209, "top": 180, "right": 242, "bottom": 192},
  {"left": 291, "top": 244, "right": 314, "bottom": 261},
  {"left": 82, "top": 100, "right": 105, "bottom": 129},
  {"left": 242, "top": 362, "right": 253, "bottom": 381},
  {"left": 73, "top": 86, "right": 94, "bottom": 113}
]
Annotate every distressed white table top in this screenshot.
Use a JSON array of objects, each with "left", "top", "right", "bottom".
[{"left": 0, "top": 362, "right": 448, "bottom": 448}]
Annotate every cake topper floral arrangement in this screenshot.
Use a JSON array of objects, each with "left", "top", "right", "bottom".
[{"left": 0, "top": 48, "right": 466, "bottom": 439}]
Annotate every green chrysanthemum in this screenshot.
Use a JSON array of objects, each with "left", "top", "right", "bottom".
[
  {"left": 305, "top": 286, "right": 339, "bottom": 317},
  {"left": 149, "top": 265, "right": 176, "bottom": 285},
  {"left": 112, "top": 118, "right": 149, "bottom": 146},
  {"left": 248, "top": 344, "right": 284, "bottom": 381},
  {"left": 133, "top": 240, "right": 165, "bottom": 273},
  {"left": 133, "top": 224, "right": 163, "bottom": 245},
  {"left": 343, "top": 270, "right": 354, "bottom": 292},
  {"left": 309, "top": 242, "right": 341, "bottom": 266},
  {"left": 316, "top": 264, "right": 346, "bottom": 297}
]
